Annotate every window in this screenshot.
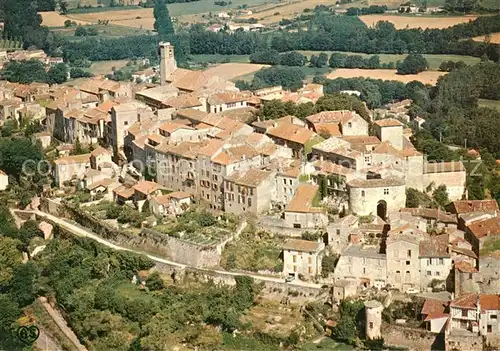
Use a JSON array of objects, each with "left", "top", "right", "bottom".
[
  {"left": 407, "top": 250, "right": 412, "bottom": 258},
  {"left": 487, "top": 325, "right": 492, "bottom": 333},
  {"left": 347, "top": 122, "right": 352, "bottom": 128},
  {"left": 427, "top": 258, "right": 432, "bottom": 266},
  {"left": 361, "top": 190, "right": 365, "bottom": 197},
  {"left": 293, "top": 265, "right": 297, "bottom": 272},
  {"left": 365, "top": 156, "right": 370, "bottom": 163},
  {"left": 308, "top": 267, "right": 312, "bottom": 274},
  {"left": 406, "top": 261, "right": 410, "bottom": 265},
  {"left": 336, "top": 229, "right": 340, "bottom": 236},
  {"left": 293, "top": 255, "right": 297, "bottom": 263},
  {"left": 249, "top": 188, "right": 254, "bottom": 196},
  {"left": 283, "top": 179, "right": 287, "bottom": 185},
  {"left": 435, "top": 271, "right": 440, "bottom": 276},
  {"left": 384, "top": 188, "right": 389, "bottom": 195},
  {"left": 308, "top": 257, "right": 312, "bottom": 264},
  {"left": 491, "top": 315, "right": 497, "bottom": 320},
  {"left": 363, "top": 267, "right": 366, "bottom": 274},
  {"left": 248, "top": 198, "right": 252, "bottom": 207},
  {"left": 289, "top": 179, "right": 292, "bottom": 185},
  {"left": 462, "top": 309, "right": 468, "bottom": 317},
  {"left": 438, "top": 258, "right": 444, "bottom": 265},
  {"left": 469, "top": 273, "right": 473, "bottom": 279},
  {"left": 369, "top": 322, "right": 373, "bottom": 329},
  {"left": 238, "top": 195, "right": 241, "bottom": 204},
  {"left": 427, "top": 271, "right": 432, "bottom": 276},
  {"left": 124, "top": 121, "right": 128, "bottom": 126}
]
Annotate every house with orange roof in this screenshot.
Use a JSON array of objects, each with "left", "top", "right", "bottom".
[
  {"left": 421, "top": 298, "right": 449, "bottom": 333},
  {"left": 90, "top": 147, "right": 112, "bottom": 170},
  {"left": 132, "top": 180, "right": 163, "bottom": 211},
  {"left": 454, "top": 261, "right": 479, "bottom": 297},
  {"left": 206, "top": 91, "right": 249, "bottom": 114},
  {"left": 284, "top": 183, "right": 327, "bottom": 229},
  {"left": 465, "top": 217, "right": 500, "bottom": 255},
  {"left": 373, "top": 118, "right": 405, "bottom": 150},
  {"left": 150, "top": 191, "right": 191, "bottom": 217},
  {"left": 305, "top": 110, "right": 368, "bottom": 137},
  {"left": 266, "top": 121, "right": 321, "bottom": 159}
]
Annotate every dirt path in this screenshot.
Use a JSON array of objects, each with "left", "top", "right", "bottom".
[{"left": 35, "top": 328, "right": 64, "bottom": 351}]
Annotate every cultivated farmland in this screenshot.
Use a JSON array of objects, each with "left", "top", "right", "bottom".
[
  {"left": 326, "top": 68, "right": 446, "bottom": 85},
  {"left": 473, "top": 33, "right": 500, "bottom": 44},
  {"left": 359, "top": 14, "right": 478, "bottom": 29},
  {"left": 40, "top": 11, "right": 91, "bottom": 27},
  {"left": 205, "top": 63, "right": 270, "bottom": 80}
]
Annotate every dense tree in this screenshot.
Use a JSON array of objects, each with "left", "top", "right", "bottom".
[
  {"left": 2, "top": 60, "right": 48, "bottom": 84},
  {"left": 47, "top": 63, "right": 68, "bottom": 84},
  {"left": 253, "top": 66, "right": 305, "bottom": 91},
  {"left": 397, "top": 53, "right": 428, "bottom": 75},
  {"left": 279, "top": 51, "right": 307, "bottom": 66},
  {"left": 8, "top": 262, "right": 38, "bottom": 306},
  {"left": 433, "top": 185, "right": 450, "bottom": 208},
  {"left": 309, "top": 52, "right": 328, "bottom": 68},
  {"left": 154, "top": 0, "right": 175, "bottom": 38},
  {"left": 249, "top": 50, "right": 280, "bottom": 65}
]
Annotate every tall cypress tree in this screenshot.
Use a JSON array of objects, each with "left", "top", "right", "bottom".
[{"left": 153, "top": 0, "right": 174, "bottom": 38}]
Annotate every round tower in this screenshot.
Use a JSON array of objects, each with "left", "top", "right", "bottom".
[{"left": 365, "top": 300, "right": 383, "bottom": 340}]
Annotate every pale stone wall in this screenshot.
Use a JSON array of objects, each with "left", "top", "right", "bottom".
[
  {"left": 365, "top": 301, "right": 383, "bottom": 339},
  {"left": 111, "top": 106, "right": 138, "bottom": 152},
  {"left": 423, "top": 170, "right": 466, "bottom": 201},
  {"left": 383, "top": 325, "right": 440, "bottom": 351},
  {"left": 419, "top": 257, "right": 453, "bottom": 290},
  {"left": 283, "top": 244, "right": 324, "bottom": 279},
  {"left": 375, "top": 125, "right": 403, "bottom": 150},
  {"left": 404, "top": 155, "right": 424, "bottom": 191},
  {"left": 283, "top": 211, "right": 328, "bottom": 229},
  {"left": 275, "top": 174, "right": 299, "bottom": 205},
  {"left": 0, "top": 174, "right": 8, "bottom": 191},
  {"left": 334, "top": 247, "right": 387, "bottom": 288},
  {"left": 349, "top": 184, "right": 406, "bottom": 217},
  {"left": 340, "top": 114, "right": 368, "bottom": 136},
  {"left": 480, "top": 309, "right": 500, "bottom": 335},
  {"left": 386, "top": 239, "right": 420, "bottom": 291}
]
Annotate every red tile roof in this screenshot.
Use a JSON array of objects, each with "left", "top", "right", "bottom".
[
  {"left": 467, "top": 217, "right": 500, "bottom": 240},
  {"left": 455, "top": 261, "right": 478, "bottom": 273},
  {"left": 451, "top": 294, "right": 478, "bottom": 309},
  {"left": 285, "top": 183, "right": 323, "bottom": 213},
  {"left": 480, "top": 294, "right": 500, "bottom": 311},
  {"left": 283, "top": 238, "right": 322, "bottom": 252},
  {"left": 421, "top": 299, "right": 449, "bottom": 320},
  {"left": 374, "top": 118, "right": 404, "bottom": 127},
  {"left": 449, "top": 200, "right": 499, "bottom": 214}
]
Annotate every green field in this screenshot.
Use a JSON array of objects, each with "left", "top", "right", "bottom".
[
  {"left": 479, "top": 99, "right": 500, "bottom": 111},
  {"left": 52, "top": 24, "right": 150, "bottom": 38},
  {"left": 189, "top": 54, "right": 251, "bottom": 64},
  {"left": 301, "top": 337, "right": 355, "bottom": 350},
  {"left": 85, "top": 60, "right": 130, "bottom": 75},
  {"left": 0, "top": 39, "right": 22, "bottom": 50}
]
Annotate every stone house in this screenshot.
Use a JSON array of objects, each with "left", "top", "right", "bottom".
[
  {"left": 423, "top": 162, "right": 467, "bottom": 201},
  {"left": 465, "top": 217, "right": 500, "bottom": 255},
  {"left": 421, "top": 298, "right": 449, "bottom": 333},
  {"left": 113, "top": 185, "right": 135, "bottom": 205},
  {"left": 386, "top": 225, "right": 428, "bottom": 292},
  {"left": 311, "top": 137, "right": 363, "bottom": 170},
  {"left": 399, "top": 207, "right": 458, "bottom": 231},
  {"left": 111, "top": 102, "right": 152, "bottom": 154},
  {"left": 206, "top": 92, "right": 248, "bottom": 113},
  {"left": 223, "top": 169, "right": 275, "bottom": 215},
  {"left": 334, "top": 243, "right": 387, "bottom": 289},
  {"left": 282, "top": 239, "right": 325, "bottom": 279},
  {"left": 133, "top": 180, "right": 162, "bottom": 211},
  {"left": 90, "top": 147, "right": 112, "bottom": 170},
  {"left": 327, "top": 214, "right": 358, "bottom": 253},
  {"left": 265, "top": 121, "right": 320, "bottom": 159},
  {"left": 274, "top": 164, "right": 301, "bottom": 206},
  {"left": 449, "top": 294, "right": 500, "bottom": 337},
  {"left": 454, "top": 261, "right": 480, "bottom": 297},
  {"left": 310, "top": 159, "right": 355, "bottom": 199},
  {"left": 373, "top": 118, "right": 404, "bottom": 150},
  {"left": 149, "top": 191, "right": 191, "bottom": 217},
  {"left": 53, "top": 154, "right": 91, "bottom": 188},
  {"left": 332, "top": 279, "right": 358, "bottom": 301},
  {"left": 305, "top": 110, "right": 369, "bottom": 137},
  {"left": 419, "top": 234, "right": 453, "bottom": 290},
  {"left": 447, "top": 200, "right": 499, "bottom": 216},
  {"left": 284, "top": 183, "right": 328, "bottom": 229},
  {"left": 347, "top": 176, "right": 406, "bottom": 219}
]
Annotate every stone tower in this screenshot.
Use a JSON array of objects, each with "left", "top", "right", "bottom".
[
  {"left": 364, "top": 300, "right": 383, "bottom": 340},
  {"left": 159, "top": 42, "right": 177, "bottom": 85}
]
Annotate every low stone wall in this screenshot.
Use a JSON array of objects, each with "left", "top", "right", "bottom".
[
  {"left": 257, "top": 217, "right": 322, "bottom": 237},
  {"left": 40, "top": 198, "right": 244, "bottom": 268},
  {"left": 153, "top": 262, "right": 325, "bottom": 303},
  {"left": 446, "top": 332, "right": 483, "bottom": 351},
  {"left": 382, "top": 324, "right": 442, "bottom": 351}
]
